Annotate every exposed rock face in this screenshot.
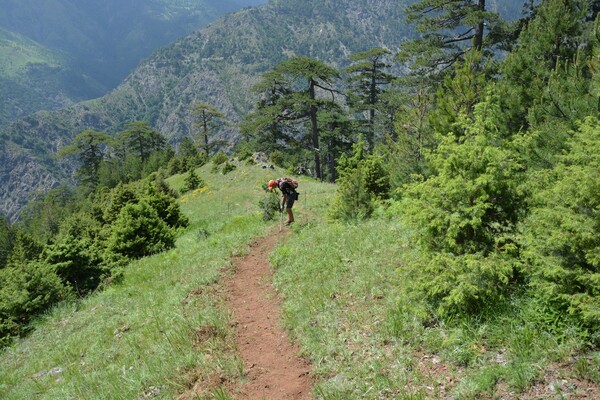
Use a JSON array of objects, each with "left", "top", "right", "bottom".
[{"left": 0, "top": 151, "right": 61, "bottom": 222}]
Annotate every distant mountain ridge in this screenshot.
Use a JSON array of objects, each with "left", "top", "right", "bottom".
[
  {"left": 0, "top": 0, "right": 525, "bottom": 221},
  {"left": 0, "top": 0, "right": 267, "bottom": 126}
]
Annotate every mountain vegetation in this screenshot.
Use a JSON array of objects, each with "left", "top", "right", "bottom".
[
  {"left": 0, "top": 0, "right": 449, "bottom": 221},
  {"left": 0, "top": 0, "right": 266, "bottom": 126},
  {"left": 1, "top": 0, "right": 598, "bottom": 396}
]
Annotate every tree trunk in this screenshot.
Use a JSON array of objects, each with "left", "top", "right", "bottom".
[
  {"left": 202, "top": 110, "right": 209, "bottom": 156},
  {"left": 368, "top": 64, "right": 376, "bottom": 150},
  {"left": 309, "top": 79, "right": 322, "bottom": 180},
  {"left": 473, "top": 0, "right": 485, "bottom": 51}
]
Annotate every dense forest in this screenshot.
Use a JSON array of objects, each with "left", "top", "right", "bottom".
[{"left": 0, "top": 1, "right": 598, "bottom": 395}]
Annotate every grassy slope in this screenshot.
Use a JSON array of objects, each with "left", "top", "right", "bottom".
[
  {"left": 1, "top": 163, "right": 598, "bottom": 399},
  {"left": 0, "top": 163, "right": 307, "bottom": 399},
  {"left": 0, "top": 29, "right": 65, "bottom": 77},
  {"left": 272, "top": 219, "right": 600, "bottom": 398}
]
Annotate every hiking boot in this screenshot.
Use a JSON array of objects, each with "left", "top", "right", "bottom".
[{"left": 286, "top": 221, "right": 294, "bottom": 226}]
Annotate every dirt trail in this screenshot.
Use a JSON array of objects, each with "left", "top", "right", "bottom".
[{"left": 226, "top": 229, "right": 313, "bottom": 399}]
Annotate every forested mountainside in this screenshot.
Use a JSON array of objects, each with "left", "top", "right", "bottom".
[
  {"left": 0, "top": 0, "right": 266, "bottom": 126},
  {"left": 0, "top": 0, "right": 525, "bottom": 221},
  {"left": 0, "top": 28, "right": 99, "bottom": 128}
]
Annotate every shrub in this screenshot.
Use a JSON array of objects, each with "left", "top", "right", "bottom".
[
  {"left": 102, "top": 183, "right": 139, "bottom": 224},
  {"left": 167, "top": 157, "right": 184, "bottom": 175},
  {"left": 221, "top": 161, "right": 237, "bottom": 174},
  {"left": 329, "top": 138, "right": 390, "bottom": 221},
  {"left": 258, "top": 191, "right": 281, "bottom": 221},
  {"left": 5, "top": 231, "right": 43, "bottom": 269},
  {"left": 107, "top": 201, "right": 175, "bottom": 259},
  {"left": 143, "top": 187, "right": 189, "bottom": 229},
  {"left": 0, "top": 261, "right": 68, "bottom": 342},
  {"left": 269, "top": 150, "right": 285, "bottom": 167},
  {"left": 44, "top": 212, "right": 108, "bottom": 294},
  {"left": 212, "top": 151, "right": 228, "bottom": 166},
  {"left": 522, "top": 117, "right": 600, "bottom": 331},
  {"left": 182, "top": 168, "right": 204, "bottom": 192},
  {"left": 402, "top": 101, "right": 526, "bottom": 317}
]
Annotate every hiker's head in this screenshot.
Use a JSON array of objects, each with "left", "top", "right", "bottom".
[{"left": 268, "top": 180, "right": 278, "bottom": 191}]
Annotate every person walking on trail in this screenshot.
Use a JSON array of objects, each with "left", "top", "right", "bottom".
[{"left": 268, "top": 178, "right": 299, "bottom": 226}]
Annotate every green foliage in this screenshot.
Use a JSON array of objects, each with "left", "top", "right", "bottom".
[
  {"left": 269, "top": 150, "right": 285, "bottom": 167},
  {"left": 190, "top": 103, "right": 229, "bottom": 156},
  {"left": 258, "top": 191, "right": 281, "bottom": 221},
  {"left": 107, "top": 201, "right": 175, "bottom": 259},
  {"left": 102, "top": 183, "right": 139, "bottom": 224},
  {"left": 245, "top": 56, "right": 341, "bottom": 180},
  {"left": 182, "top": 168, "right": 204, "bottom": 193},
  {"left": 398, "top": 0, "right": 504, "bottom": 82},
  {"left": 329, "top": 138, "right": 390, "bottom": 221},
  {"left": 0, "top": 215, "right": 12, "bottom": 268},
  {"left": 416, "top": 251, "right": 519, "bottom": 317},
  {"left": 221, "top": 161, "right": 237, "bottom": 174},
  {"left": 522, "top": 117, "right": 600, "bottom": 331},
  {"left": 401, "top": 100, "right": 525, "bottom": 316},
  {"left": 212, "top": 150, "right": 228, "bottom": 166},
  {"left": 142, "top": 179, "right": 188, "bottom": 229},
  {"left": 498, "top": 0, "right": 589, "bottom": 134},
  {"left": 5, "top": 230, "right": 43, "bottom": 269},
  {"left": 178, "top": 136, "right": 199, "bottom": 159},
  {"left": 0, "top": 260, "right": 68, "bottom": 342},
  {"left": 345, "top": 47, "right": 394, "bottom": 148},
  {"left": 18, "top": 185, "right": 79, "bottom": 243},
  {"left": 432, "top": 50, "right": 490, "bottom": 137},
  {"left": 43, "top": 212, "right": 108, "bottom": 294},
  {"left": 57, "top": 129, "right": 113, "bottom": 190}
]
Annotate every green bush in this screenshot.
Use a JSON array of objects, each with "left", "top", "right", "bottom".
[
  {"left": 329, "top": 139, "right": 390, "bottom": 221},
  {"left": 0, "top": 261, "right": 68, "bottom": 342},
  {"left": 143, "top": 187, "right": 189, "bottom": 229},
  {"left": 167, "top": 157, "right": 184, "bottom": 175},
  {"left": 221, "top": 161, "right": 237, "bottom": 174},
  {"left": 44, "top": 212, "right": 108, "bottom": 294},
  {"left": 182, "top": 168, "right": 204, "bottom": 192},
  {"left": 258, "top": 191, "right": 281, "bottom": 221},
  {"left": 269, "top": 150, "right": 285, "bottom": 167},
  {"left": 102, "top": 183, "right": 139, "bottom": 224},
  {"left": 107, "top": 201, "right": 175, "bottom": 259},
  {"left": 402, "top": 101, "right": 525, "bottom": 316},
  {"left": 212, "top": 151, "right": 228, "bottom": 166},
  {"left": 5, "top": 231, "right": 43, "bottom": 269},
  {"left": 522, "top": 117, "right": 600, "bottom": 331}
]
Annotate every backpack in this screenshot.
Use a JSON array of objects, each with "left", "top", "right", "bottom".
[{"left": 280, "top": 177, "right": 298, "bottom": 189}]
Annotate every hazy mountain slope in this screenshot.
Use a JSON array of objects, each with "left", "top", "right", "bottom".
[
  {"left": 0, "top": 29, "right": 105, "bottom": 126},
  {"left": 0, "top": 0, "right": 526, "bottom": 221},
  {"left": 0, "top": 0, "right": 267, "bottom": 125}
]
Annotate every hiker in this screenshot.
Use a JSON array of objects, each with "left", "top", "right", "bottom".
[{"left": 268, "top": 178, "right": 298, "bottom": 226}]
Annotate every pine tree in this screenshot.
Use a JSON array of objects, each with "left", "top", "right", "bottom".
[
  {"left": 345, "top": 48, "right": 394, "bottom": 149},
  {"left": 190, "top": 103, "right": 229, "bottom": 156},
  {"left": 498, "top": 0, "right": 588, "bottom": 135},
  {"left": 57, "top": 129, "right": 113, "bottom": 190},
  {"left": 250, "top": 56, "right": 340, "bottom": 180},
  {"left": 397, "top": 0, "right": 503, "bottom": 81}
]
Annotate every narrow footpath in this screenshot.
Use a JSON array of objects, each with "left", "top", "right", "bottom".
[{"left": 226, "top": 229, "right": 313, "bottom": 399}]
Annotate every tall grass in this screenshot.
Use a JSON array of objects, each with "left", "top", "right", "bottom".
[
  {"left": 0, "top": 164, "right": 297, "bottom": 399},
  {"left": 271, "top": 215, "right": 599, "bottom": 399}
]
